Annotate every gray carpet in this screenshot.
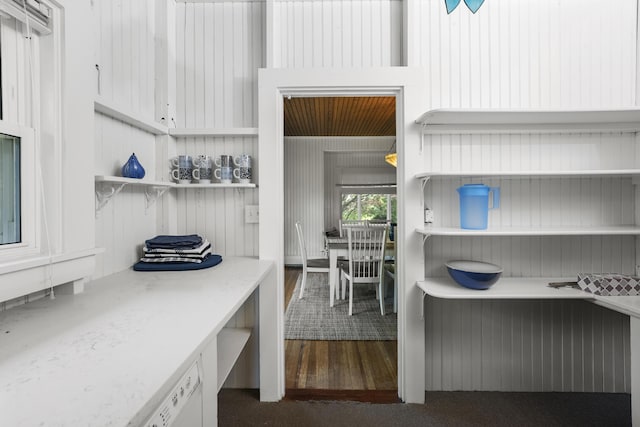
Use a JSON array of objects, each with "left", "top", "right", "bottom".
[
  {"left": 285, "top": 272, "right": 397, "bottom": 340},
  {"left": 219, "top": 389, "right": 631, "bottom": 427}
]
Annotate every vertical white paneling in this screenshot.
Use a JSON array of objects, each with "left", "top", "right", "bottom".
[
  {"left": 94, "top": 0, "right": 156, "bottom": 115},
  {"left": 284, "top": 137, "right": 396, "bottom": 264},
  {"left": 425, "top": 298, "right": 631, "bottom": 392},
  {"left": 415, "top": 0, "right": 637, "bottom": 109},
  {"left": 171, "top": 136, "right": 259, "bottom": 258},
  {"left": 93, "top": 115, "right": 158, "bottom": 278},
  {"left": 273, "top": 0, "right": 402, "bottom": 68},
  {"left": 92, "top": 1, "right": 165, "bottom": 278},
  {"left": 176, "top": 1, "right": 264, "bottom": 128}
]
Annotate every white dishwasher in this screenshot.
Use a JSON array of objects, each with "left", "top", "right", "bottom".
[{"left": 145, "top": 360, "right": 203, "bottom": 427}]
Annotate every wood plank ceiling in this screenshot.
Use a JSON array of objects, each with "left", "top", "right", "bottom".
[{"left": 284, "top": 96, "right": 396, "bottom": 136}]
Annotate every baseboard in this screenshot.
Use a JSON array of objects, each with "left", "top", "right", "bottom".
[{"left": 284, "top": 389, "right": 401, "bottom": 404}]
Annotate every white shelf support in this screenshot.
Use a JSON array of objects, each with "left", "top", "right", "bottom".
[
  {"left": 419, "top": 176, "right": 430, "bottom": 207},
  {"left": 420, "top": 287, "right": 427, "bottom": 320},
  {"left": 421, "top": 233, "right": 430, "bottom": 245},
  {"left": 95, "top": 182, "right": 126, "bottom": 216},
  {"left": 144, "top": 186, "right": 172, "bottom": 213}
]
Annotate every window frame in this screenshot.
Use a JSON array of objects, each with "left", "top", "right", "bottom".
[{"left": 0, "top": 119, "right": 38, "bottom": 258}]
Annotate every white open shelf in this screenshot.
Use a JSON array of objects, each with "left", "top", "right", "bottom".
[
  {"left": 415, "top": 169, "right": 640, "bottom": 180},
  {"left": 169, "top": 128, "right": 258, "bottom": 137},
  {"left": 95, "top": 175, "right": 173, "bottom": 187},
  {"left": 217, "top": 327, "right": 252, "bottom": 392},
  {"left": 415, "top": 107, "right": 640, "bottom": 134},
  {"left": 94, "top": 97, "right": 168, "bottom": 135},
  {"left": 416, "top": 225, "right": 640, "bottom": 238},
  {"left": 174, "top": 183, "right": 257, "bottom": 189},
  {"left": 417, "top": 277, "right": 594, "bottom": 300}
]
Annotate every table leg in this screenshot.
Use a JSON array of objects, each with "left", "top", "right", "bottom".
[
  {"left": 631, "top": 317, "right": 639, "bottom": 426},
  {"left": 330, "top": 250, "right": 337, "bottom": 307}
]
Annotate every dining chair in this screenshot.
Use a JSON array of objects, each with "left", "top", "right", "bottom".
[
  {"left": 339, "top": 219, "right": 368, "bottom": 237},
  {"left": 340, "top": 225, "right": 388, "bottom": 315},
  {"left": 295, "top": 221, "right": 330, "bottom": 299}
]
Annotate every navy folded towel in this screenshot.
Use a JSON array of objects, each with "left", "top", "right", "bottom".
[
  {"left": 133, "top": 254, "right": 223, "bottom": 271},
  {"left": 145, "top": 234, "right": 203, "bottom": 249}
]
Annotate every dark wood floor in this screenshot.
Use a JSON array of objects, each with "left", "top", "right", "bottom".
[{"left": 284, "top": 267, "right": 398, "bottom": 397}]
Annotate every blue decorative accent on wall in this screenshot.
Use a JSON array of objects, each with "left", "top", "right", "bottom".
[
  {"left": 464, "top": 0, "right": 485, "bottom": 13},
  {"left": 445, "top": 0, "right": 461, "bottom": 14}
]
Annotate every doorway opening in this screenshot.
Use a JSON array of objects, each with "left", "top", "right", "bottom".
[{"left": 282, "top": 96, "right": 399, "bottom": 402}]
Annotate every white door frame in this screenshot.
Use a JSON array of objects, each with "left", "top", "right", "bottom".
[{"left": 258, "top": 67, "right": 426, "bottom": 403}]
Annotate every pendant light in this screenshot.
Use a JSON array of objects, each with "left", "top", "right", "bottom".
[{"left": 385, "top": 140, "right": 397, "bottom": 168}]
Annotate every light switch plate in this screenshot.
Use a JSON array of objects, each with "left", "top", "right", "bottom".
[{"left": 245, "top": 205, "right": 259, "bottom": 223}]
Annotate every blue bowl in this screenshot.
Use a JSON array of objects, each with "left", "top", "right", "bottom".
[{"left": 445, "top": 260, "right": 503, "bottom": 290}]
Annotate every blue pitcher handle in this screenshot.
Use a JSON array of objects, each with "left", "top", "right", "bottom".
[{"left": 490, "top": 187, "right": 500, "bottom": 210}]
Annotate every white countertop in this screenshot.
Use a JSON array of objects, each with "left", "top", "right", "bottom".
[{"left": 0, "top": 257, "right": 274, "bottom": 427}]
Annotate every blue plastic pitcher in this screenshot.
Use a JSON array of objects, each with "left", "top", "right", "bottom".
[{"left": 457, "top": 184, "right": 500, "bottom": 230}]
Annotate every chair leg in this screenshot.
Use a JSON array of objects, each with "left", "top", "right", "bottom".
[
  {"left": 298, "top": 267, "right": 307, "bottom": 299},
  {"left": 348, "top": 278, "right": 354, "bottom": 316},
  {"left": 379, "top": 278, "right": 385, "bottom": 316}
]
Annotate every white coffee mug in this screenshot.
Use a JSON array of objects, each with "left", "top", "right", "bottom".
[
  {"left": 234, "top": 154, "right": 252, "bottom": 184},
  {"left": 214, "top": 166, "right": 240, "bottom": 184},
  {"left": 171, "top": 167, "right": 198, "bottom": 184}
]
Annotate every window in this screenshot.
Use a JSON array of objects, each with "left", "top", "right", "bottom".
[
  {"left": 0, "top": 132, "right": 20, "bottom": 244},
  {"left": 0, "top": 122, "right": 36, "bottom": 254},
  {"left": 341, "top": 193, "right": 397, "bottom": 223}
]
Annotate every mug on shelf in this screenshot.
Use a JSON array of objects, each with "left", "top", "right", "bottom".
[
  {"left": 214, "top": 166, "right": 240, "bottom": 184},
  {"left": 171, "top": 167, "right": 199, "bottom": 184},
  {"left": 215, "top": 155, "right": 234, "bottom": 168},
  {"left": 193, "top": 155, "right": 214, "bottom": 184},
  {"left": 170, "top": 155, "right": 194, "bottom": 184},
  {"left": 234, "top": 154, "right": 252, "bottom": 184}
]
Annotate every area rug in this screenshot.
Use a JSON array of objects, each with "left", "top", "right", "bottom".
[{"left": 285, "top": 272, "right": 397, "bottom": 340}]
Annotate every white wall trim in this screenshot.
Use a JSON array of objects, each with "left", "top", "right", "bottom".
[{"left": 259, "top": 67, "right": 427, "bottom": 403}]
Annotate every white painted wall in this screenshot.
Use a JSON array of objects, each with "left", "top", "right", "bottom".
[
  {"left": 272, "top": 0, "right": 403, "bottom": 68},
  {"left": 284, "top": 136, "right": 395, "bottom": 264}
]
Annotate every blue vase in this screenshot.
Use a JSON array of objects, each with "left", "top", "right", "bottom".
[{"left": 122, "top": 153, "right": 145, "bottom": 179}]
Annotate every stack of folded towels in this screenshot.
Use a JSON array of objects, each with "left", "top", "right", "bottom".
[
  {"left": 133, "top": 234, "right": 222, "bottom": 271},
  {"left": 141, "top": 234, "right": 211, "bottom": 264}
]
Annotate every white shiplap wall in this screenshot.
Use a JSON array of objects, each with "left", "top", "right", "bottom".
[
  {"left": 285, "top": 137, "right": 395, "bottom": 264},
  {"left": 171, "top": 136, "right": 259, "bottom": 257},
  {"left": 417, "top": 0, "right": 637, "bottom": 391},
  {"left": 94, "top": 0, "right": 156, "bottom": 116},
  {"left": 273, "top": 0, "right": 403, "bottom": 68},
  {"left": 92, "top": 0, "right": 161, "bottom": 278},
  {"left": 413, "top": 0, "right": 636, "bottom": 109},
  {"left": 175, "top": 1, "right": 264, "bottom": 128},
  {"left": 173, "top": 1, "right": 263, "bottom": 257}
]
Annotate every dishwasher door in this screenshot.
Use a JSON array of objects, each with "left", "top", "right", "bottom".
[
  {"left": 173, "top": 384, "right": 202, "bottom": 427},
  {"left": 145, "top": 361, "right": 203, "bottom": 427}
]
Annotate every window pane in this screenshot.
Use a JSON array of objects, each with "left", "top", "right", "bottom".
[
  {"left": 359, "top": 194, "right": 388, "bottom": 221},
  {"left": 0, "top": 133, "right": 20, "bottom": 245},
  {"left": 341, "top": 194, "right": 359, "bottom": 220},
  {"left": 341, "top": 193, "right": 397, "bottom": 222}
]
